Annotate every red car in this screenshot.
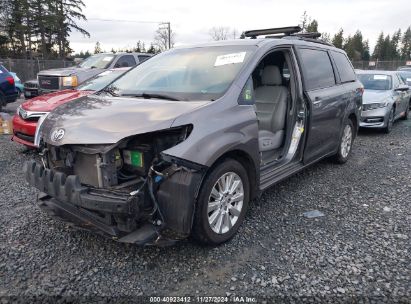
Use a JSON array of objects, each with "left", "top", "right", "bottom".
[{"left": 12, "top": 68, "right": 129, "bottom": 147}]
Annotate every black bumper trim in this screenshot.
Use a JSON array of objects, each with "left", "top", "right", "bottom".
[
  {"left": 23, "top": 160, "right": 135, "bottom": 215},
  {"left": 38, "top": 195, "right": 160, "bottom": 244}
]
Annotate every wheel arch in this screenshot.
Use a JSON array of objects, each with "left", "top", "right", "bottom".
[{"left": 202, "top": 149, "right": 259, "bottom": 201}]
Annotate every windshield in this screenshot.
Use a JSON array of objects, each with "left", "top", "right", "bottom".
[
  {"left": 106, "top": 45, "right": 256, "bottom": 101},
  {"left": 357, "top": 74, "right": 392, "bottom": 90},
  {"left": 77, "top": 69, "right": 129, "bottom": 91},
  {"left": 79, "top": 54, "right": 116, "bottom": 69}
]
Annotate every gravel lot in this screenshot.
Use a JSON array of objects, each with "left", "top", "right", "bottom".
[{"left": 0, "top": 99, "right": 410, "bottom": 302}]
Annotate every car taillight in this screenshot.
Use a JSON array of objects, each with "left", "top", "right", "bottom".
[{"left": 6, "top": 76, "right": 14, "bottom": 86}]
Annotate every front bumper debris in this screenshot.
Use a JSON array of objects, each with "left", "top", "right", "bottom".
[{"left": 23, "top": 160, "right": 165, "bottom": 245}]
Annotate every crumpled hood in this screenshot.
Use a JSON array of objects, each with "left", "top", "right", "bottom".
[
  {"left": 41, "top": 95, "right": 209, "bottom": 145},
  {"left": 37, "top": 67, "right": 104, "bottom": 77},
  {"left": 22, "top": 90, "right": 93, "bottom": 112},
  {"left": 363, "top": 90, "right": 392, "bottom": 104}
]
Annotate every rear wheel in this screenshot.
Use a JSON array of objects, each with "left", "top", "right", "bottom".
[
  {"left": 383, "top": 107, "right": 395, "bottom": 133},
  {"left": 333, "top": 119, "right": 354, "bottom": 164},
  {"left": 192, "top": 159, "right": 250, "bottom": 245}
]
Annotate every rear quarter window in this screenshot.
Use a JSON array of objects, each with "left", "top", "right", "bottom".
[
  {"left": 299, "top": 48, "right": 336, "bottom": 90},
  {"left": 331, "top": 51, "right": 356, "bottom": 83}
]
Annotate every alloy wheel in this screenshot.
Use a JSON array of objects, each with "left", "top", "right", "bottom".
[
  {"left": 340, "top": 124, "right": 352, "bottom": 158},
  {"left": 387, "top": 108, "right": 394, "bottom": 130},
  {"left": 207, "top": 172, "right": 244, "bottom": 234}
]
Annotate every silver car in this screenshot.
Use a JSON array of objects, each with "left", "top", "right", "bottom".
[{"left": 357, "top": 70, "right": 410, "bottom": 133}]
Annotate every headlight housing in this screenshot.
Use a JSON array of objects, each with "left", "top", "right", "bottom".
[
  {"left": 62, "top": 76, "right": 78, "bottom": 87},
  {"left": 363, "top": 101, "right": 389, "bottom": 111}
]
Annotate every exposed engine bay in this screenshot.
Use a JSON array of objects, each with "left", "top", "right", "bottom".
[{"left": 26, "top": 124, "right": 205, "bottom": 245}]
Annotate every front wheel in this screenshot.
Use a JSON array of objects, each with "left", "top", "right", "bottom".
[
  {"left": 333, "top": 119, "right": 354, "bottom": 164},
  {"left": 383, "top": 107, "right": 395, "bottom": 133},
  {"left": 192, "top": 159, "right": 250, "bottom": 245},
  {"left": 401, "top": 102, "right": 409, "bottom": 120}
]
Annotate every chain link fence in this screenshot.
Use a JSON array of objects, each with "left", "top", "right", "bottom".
[
  {"left": 351, "top": 60, "right": 411, "bottom": 71},
  {"left": 0, "top": 58, "right": 75, "bottom": 82}
]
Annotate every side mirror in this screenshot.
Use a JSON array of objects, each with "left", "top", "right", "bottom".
[
  {"left": 114, "top": 63, "right": 121, "bottom": 68},
  {"left": 395, "top": 84, "right": 409, "bottom": 92}
]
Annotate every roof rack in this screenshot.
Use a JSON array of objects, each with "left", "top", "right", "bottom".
[
  {"left": 283, "top": 35, "right": 334, "bottom": 46},
  {"left": 242, "top": 26, "right": 302, "bottom": 39},
  {"left": 241, "top": 26, "right": 333, "bottom": 46}
]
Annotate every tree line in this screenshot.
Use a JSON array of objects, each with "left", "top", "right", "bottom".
[
  {"left": 299, "top": 12, "right": 411, "bottom": 62},
  {"left": 0, "top": 0, "right": 89, "bottom": 59}
]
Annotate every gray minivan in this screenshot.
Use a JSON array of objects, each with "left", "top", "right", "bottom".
[{"left": 24, "top": 27, "right": 363, "bottom": 246}]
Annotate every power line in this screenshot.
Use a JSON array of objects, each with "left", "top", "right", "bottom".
[{"left": 88, "top": 18, "right": 165, "bottom": 24}]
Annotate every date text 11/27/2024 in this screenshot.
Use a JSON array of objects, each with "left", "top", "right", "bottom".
[{"left": 149, "top": 296, "right": 257, "bottom": 303}]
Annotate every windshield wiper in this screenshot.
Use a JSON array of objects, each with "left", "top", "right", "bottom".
[
  {"left": 124, "top": 93, "right": 181, "bottom": 101},
  {"left": 98, "top": 86, "right": 119, "bottom": 97}
]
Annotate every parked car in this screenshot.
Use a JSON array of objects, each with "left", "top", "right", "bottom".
[
  {"left": 24, "top": 26, "right": 363, "bottom": 246},
  {"left": 0, "top": 63, "right": 18, "bottom": 112},
  {"left": 10, "top": 72, "right": 24, "bottom": 96},
  {"left": 37, "top": 52, "right": 152, "bottom": 95},
  {"left": 23, "top": 79, "right": 39, "bottom": 99},
  {"left": 357, "top": 70, "right": 410, "bottom": 133},
  {"left": 13, "top": 68, "right": 130, "bottom": 147}
]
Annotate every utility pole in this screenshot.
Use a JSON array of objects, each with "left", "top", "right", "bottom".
[{"left": 159, "top": 22, "right": 171, "bottom": 49}]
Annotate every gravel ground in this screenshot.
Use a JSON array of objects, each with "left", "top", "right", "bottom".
[{"left": 0, "top": 104, "right": 410, "bottom": 302}]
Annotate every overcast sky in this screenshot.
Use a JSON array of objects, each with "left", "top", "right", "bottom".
[{"left": 69, "top": 0, "right": 411, "bottom": 54}]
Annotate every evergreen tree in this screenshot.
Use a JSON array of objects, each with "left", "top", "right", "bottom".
[
  {"left": 306, "top": 20, "right": 318, "bottom": 33},
  {"left": 390, "top": 29, "right": 401, "bottom": 59},
  {"left": 332, "top": 29, "right": 344, "bottom": 49},
  {"left": 401, "top": 27, "right": 411, "bottom": 60},
  {"left": 372, "top": 32, "right": 385, "bottom": 60},
  {"left": 94, "top": 41, "right": 101, "bottom": 54}
]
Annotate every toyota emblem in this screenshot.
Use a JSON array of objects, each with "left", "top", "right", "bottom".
[{"left": 51, "top": 129, "right": 65, "bottom": 142}]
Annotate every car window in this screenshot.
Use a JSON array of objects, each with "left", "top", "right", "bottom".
[
  {"left": 299, "top": 48, "right": 335, "bottom": 90},
  {"left": 357, "top": 74, "right": 392, "bottom": 90},
  {"left": 396, "top": 74, "right": 406, "bottom": 85},
  {"left": 79, "top": 54, "right": 116, "bottom": 69},
  {"left": 77, "top": 70, "right": 128, "bottom": 91},
  {"left": 115, "top": 55, "right": 136, "bottom": 68},
  {"left": 398, "top": 71, "right": 411, "bottom": 85},
  {"left": 138, "top": 55, "right": 151, "bottom": 63},
  {"left": 331, "top": 51, "right": 356, "bottom": 83},
  {"left": 238, "top": 76, "right": 255, "bottom": 105}
]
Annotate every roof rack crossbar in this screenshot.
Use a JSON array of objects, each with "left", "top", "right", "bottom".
[
  {"left": 292, "top": 32, "right": 322, "bottom": 39},
  {"left": 243, "top": 26, "right": 302, "bottom": 39}
]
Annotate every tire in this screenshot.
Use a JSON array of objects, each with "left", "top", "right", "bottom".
[
  {"left": 401, "top": 102, "right": 409, "bottom": 120},
  {"left": 333, "top": 119, "right": 354, "bottom": 164},
  {"left": 192, "top": 159, "right": 250, "bottom": 246},
  {"left": 383, "top": 107, "right": 395, "bottom": 133},
  {"left": 0, "top": 93, "right": 5, "bottom": 112}
]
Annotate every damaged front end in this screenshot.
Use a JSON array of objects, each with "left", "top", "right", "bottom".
[{"left": 24, "top": 124, "right": 206, "bottom": 245}]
